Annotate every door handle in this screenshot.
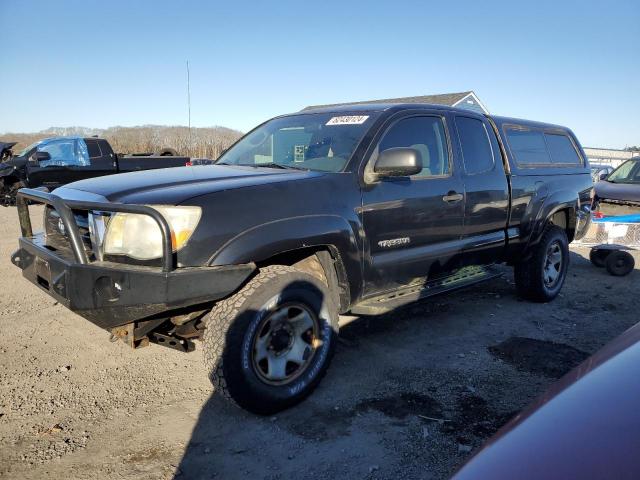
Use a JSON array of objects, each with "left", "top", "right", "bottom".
[{"left": 442, "top": 191, "right": 463, "bottom": 203}]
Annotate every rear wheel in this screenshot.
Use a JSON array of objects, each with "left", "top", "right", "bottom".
[
  {"left": 202, "top": 265, "right": 338, "bottom": 414},
  {"left": 515, "top": 226, "right": 569, "bottom": 302},
  {"left": 605, "top": 250, "right": 635, "bottom": 276}
]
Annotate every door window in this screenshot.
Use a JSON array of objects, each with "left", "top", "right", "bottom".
[
  {"left": 37, "top": 138, "right": 91, "bottom": 167},
  {"left": 455, "top": 116, "right": 494, "bottom": 174},
  {"left": 377, "top": 116, "right": 450, "bottom": 177}
]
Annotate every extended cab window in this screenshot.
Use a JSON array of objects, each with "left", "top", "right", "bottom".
[
  {"left": 544, "top": 133, "right": 582, "bottom": 165},
  {"left": 455, "top": 116, "right": 494, "bottom": 174},
  {"left": 378, "top": 116, "right": 449, "bottom": 177},
  {"left": 505, "top": 127, "right": 551, "bottom": 165},
  {"left": 85, "top": 139, "right": 102, "bottom": 158},
  {"left": 98, "top": 140, "right": 113, "bottom": 157}
]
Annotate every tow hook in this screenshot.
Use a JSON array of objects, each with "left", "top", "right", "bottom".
[{"left": 109, "top": 320, "right": 195, "bottom": 352}]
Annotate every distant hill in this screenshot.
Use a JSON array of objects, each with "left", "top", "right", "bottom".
[
  {"left": 39, "top": 126, "right": 105, "bottom": 137},
  {"left": 0, "top": 125, "right": 243, "bottom": 159}
]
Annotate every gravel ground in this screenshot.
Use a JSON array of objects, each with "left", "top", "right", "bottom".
[{"left": 0, "top": 205, "right": 638, "bottom": 479}]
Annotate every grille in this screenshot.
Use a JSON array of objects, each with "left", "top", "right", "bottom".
[{"left": 43, "top": 206, "right": 94, "bottom": 260}]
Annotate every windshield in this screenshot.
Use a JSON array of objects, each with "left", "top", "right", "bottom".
[
  {"left": 16, "top": 141, "right": 42, "bottom": 157},
  {"left": 217, "top": 112, "right": 379, "bottom": 172},
  {"left": 607, "top": 159, "right": 640, "bottom": 184}
]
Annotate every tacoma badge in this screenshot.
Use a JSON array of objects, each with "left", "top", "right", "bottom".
[{"left": 378, "top": 237, "right": 410, "bottom": 248}]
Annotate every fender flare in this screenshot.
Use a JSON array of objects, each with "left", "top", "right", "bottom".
[
  {"left": 527, "top": 190, "right": 578, "bottom": 249},
  {"left": 208, "top": 215, "right": 363, "bottom": 302}
]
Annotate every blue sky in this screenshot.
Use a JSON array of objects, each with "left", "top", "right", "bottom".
[{"left": 0, "top": 0, "right": 638, "bottom": 148}]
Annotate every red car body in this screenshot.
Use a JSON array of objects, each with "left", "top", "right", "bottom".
[{"left": 453, "top": 323, "right": 640, "bottom": 480}]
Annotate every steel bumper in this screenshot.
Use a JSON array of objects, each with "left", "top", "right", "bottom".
[{"left": 12, "top": 234, "right": 254, "bottom": 330}]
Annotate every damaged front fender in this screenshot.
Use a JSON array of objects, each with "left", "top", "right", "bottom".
[{"left": 0, "top": 173, "right": 24, "bottom": 207}]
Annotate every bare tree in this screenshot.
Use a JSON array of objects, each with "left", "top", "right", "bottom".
[{"left": 0, "top": 125, "right": 243, "bottom": 160}]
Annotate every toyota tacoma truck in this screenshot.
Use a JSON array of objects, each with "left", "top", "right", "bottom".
[
  {"left": 1, "top": 136, "right": 189, "bottom": 206},
  {"left": 11, "top": 103, "right": 593, "bottom": 414}
]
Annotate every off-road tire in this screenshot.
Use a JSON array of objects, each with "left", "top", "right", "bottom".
[
  {"left": 514, "top": 225, "right": 569, "bottom": 302},
  {"left": 589, "top": 248, "right": 611, "bottom": 268},
  {"left": 202, "top": 265, "right": 339, "bottom": 414},
  {"left": 605, "top": 250, "right": 635, "bottom": 276}
]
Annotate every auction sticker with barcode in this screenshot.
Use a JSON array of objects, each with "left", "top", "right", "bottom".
[{"left": 326, "top": 115, "right": 369, "bottom": 125}]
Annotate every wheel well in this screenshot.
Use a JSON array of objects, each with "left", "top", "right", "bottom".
[
  {"left": 549, "top": 208, "right": 576, "bottom": 242},
  {"left": 256, "top": 247, "right": 350, "bottom": 313},
  {"left": 1, "top": 174, "right": 20, "bottom": 187}
]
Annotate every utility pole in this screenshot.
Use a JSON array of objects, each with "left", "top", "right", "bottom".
[{"left": 187, "top": 60, "right": 192, "bottom": 151}]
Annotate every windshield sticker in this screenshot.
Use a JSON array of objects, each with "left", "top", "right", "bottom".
[{"left": 326, "top": 115, "right": 369, "bottom": 126}]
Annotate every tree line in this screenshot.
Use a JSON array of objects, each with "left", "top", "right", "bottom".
[{"left": 0, "top": 125, "right": 243, "bottom": 159}]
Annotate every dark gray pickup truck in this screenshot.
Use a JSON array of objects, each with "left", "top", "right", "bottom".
[
  {"left": 0, "top": 136, "right": 189, "bottom": 206},
  {"left": 11, "top": 103, "right": 593, "bottom": 413}
]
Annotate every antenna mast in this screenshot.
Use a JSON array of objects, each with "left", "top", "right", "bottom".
[{"left": 187, "top": 60, "right": 192, "bottom": 150}]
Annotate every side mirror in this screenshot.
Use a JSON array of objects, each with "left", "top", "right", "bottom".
[
  {"left": 374, "top": 147, "right": 422, "bottom": 177},
  {"left": 34, "top": 151, "right": 51, "bottom": 162},
  {"left": 599, "top": 172, "right": 608, "bottom": 181}
]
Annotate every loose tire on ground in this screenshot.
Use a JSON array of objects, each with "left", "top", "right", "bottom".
[
  {"left": 514, "top": 225, "right": 569, "bottom": 302},
  {"left": 158, "top": 148, "right": 178, "bottom": 156},
  {"left": 605, "top": 250, "right": 635, "bottom": 276},
  {"left": 202, "top": 265, "right": 339, "bottom": 414},
  {"left": 589, "top": 248, "right": 611, "bottom": 268}
]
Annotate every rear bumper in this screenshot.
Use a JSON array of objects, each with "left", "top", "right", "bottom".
[
  {"left": 574, "top": 204, "right": 593, "bottom": 241},
  {"left": 12, "top": 234, "right": 254, "bottom": 330}
]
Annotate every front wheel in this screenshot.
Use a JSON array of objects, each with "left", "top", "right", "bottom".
[
  {"left": 202, "top": 265, "right": 338, "bottom": 414},
  {"left": 514, "top": 226, "right": 569, "bottom": 302}
]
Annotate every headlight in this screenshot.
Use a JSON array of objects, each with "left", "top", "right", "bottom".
[{"left": 103, "top": 205, "right": 201, "bottom": 260}]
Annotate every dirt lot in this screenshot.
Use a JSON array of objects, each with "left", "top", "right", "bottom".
[{"left": 0, "top": 205, "right": 638, "bottom": 480}]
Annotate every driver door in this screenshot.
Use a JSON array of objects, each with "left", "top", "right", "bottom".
[
  {"left": 27, "top": 138, "right": 91, "bottom": 189},
  {"left": 361, "top": 113, "right": 465, "bottom": 295}
]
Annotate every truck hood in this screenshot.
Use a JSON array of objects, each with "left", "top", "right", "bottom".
[
  {"left": 0, "top": 155, "right": 27, "bottom": 170},
  {"left": 54, "top": 164, "right": 323, "bottom": 205},
  {"left": 0, "top": 141, "right": 17, "bottom": 155},
  {"left": 595, "top": 180, "right": 640, "bottom": 202}
]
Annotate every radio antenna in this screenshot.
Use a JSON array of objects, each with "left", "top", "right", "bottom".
[{"left": 187, "top": 60, "right": 192, "bottom": 150}]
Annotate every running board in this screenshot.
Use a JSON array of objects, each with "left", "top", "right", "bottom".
[{"left": 351, "top": 265, "right": 502, "bottom": 315}]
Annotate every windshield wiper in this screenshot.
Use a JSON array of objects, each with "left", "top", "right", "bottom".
[{"left": 238, "top": 162, "right": 308, "bottom": 171}]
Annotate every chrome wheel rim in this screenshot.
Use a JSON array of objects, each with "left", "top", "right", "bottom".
[
  {"left": 543, "top": 241, "right": 563, "bottom": 288},
  {"left": 252, "top": 302, "right": 320, "bottom": 386}
]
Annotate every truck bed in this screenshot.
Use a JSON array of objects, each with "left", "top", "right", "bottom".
[{"left": 117, "top": 155, "right": 190, "bottom": 172}]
